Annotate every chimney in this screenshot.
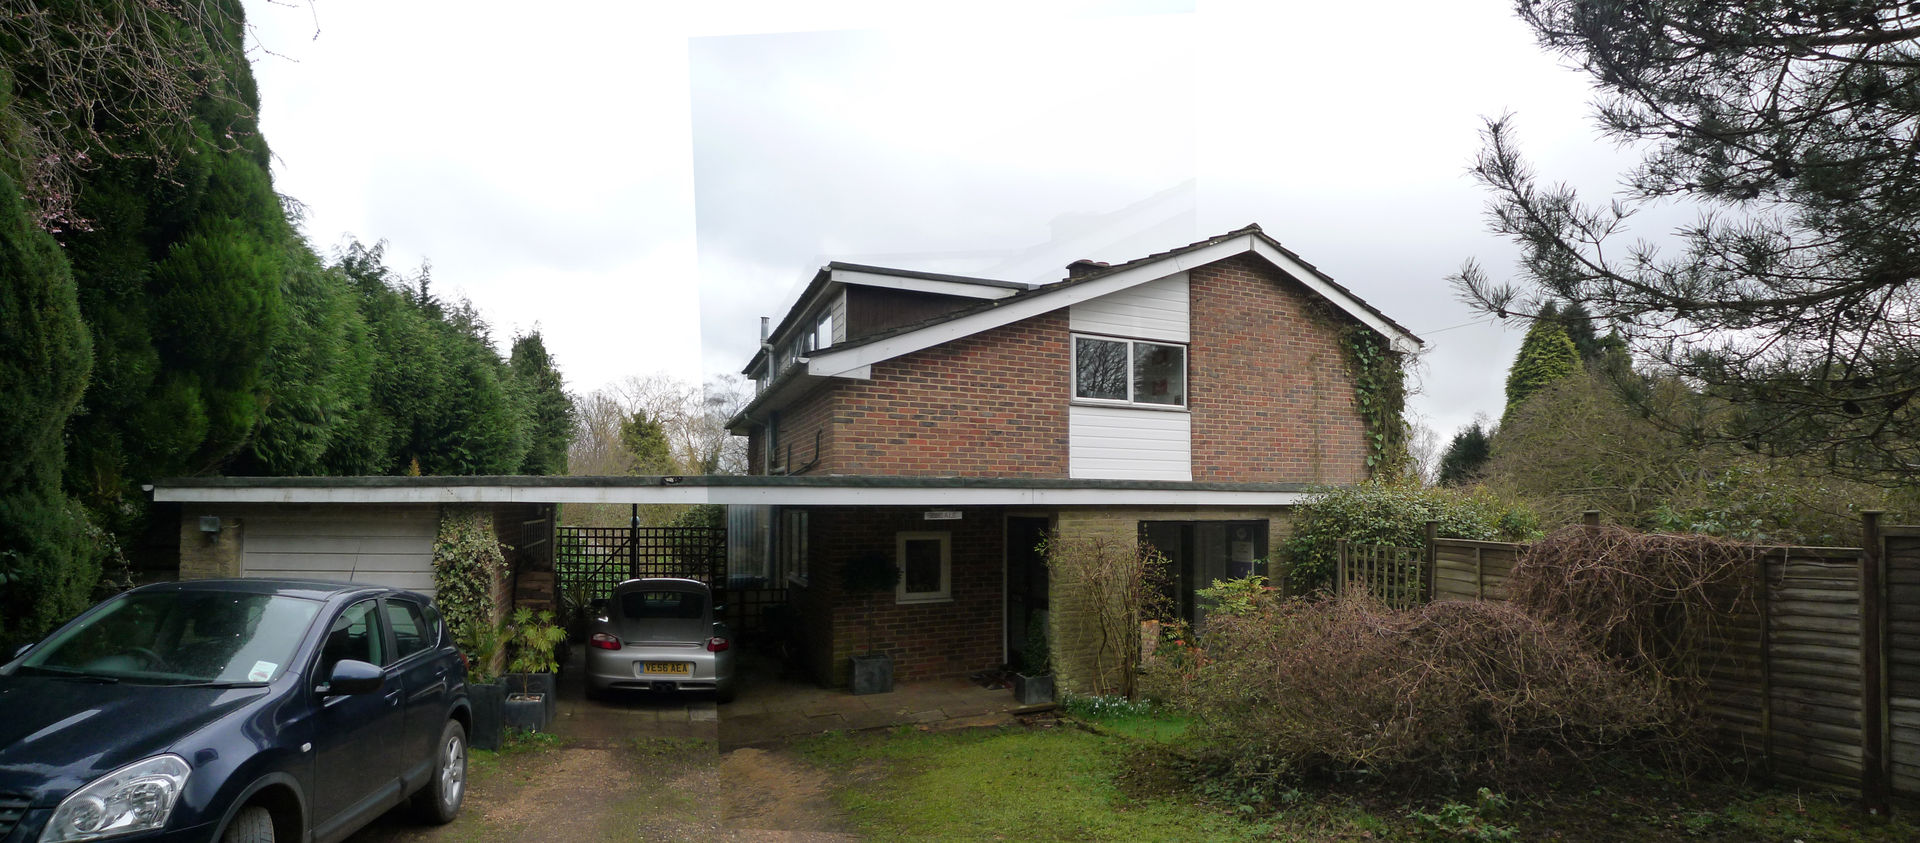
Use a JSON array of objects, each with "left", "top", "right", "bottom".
[
  {"left": 760, "top": 316, "right": 770, "bottom": 343},
  {"left": 1066, "top": 259, "right": 1109, "bottom": 279}
]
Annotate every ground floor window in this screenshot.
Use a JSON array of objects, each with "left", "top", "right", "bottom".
[
  {"left": 896, "top": 531, "right": 951, "bottom": 604},
  {"left": 1139, "top": 520, "right": 1268, "bottom": 625}
]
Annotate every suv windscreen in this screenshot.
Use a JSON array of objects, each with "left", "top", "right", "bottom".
[{"left": 21, "top": 591, "right": 320, "bottom": 684}]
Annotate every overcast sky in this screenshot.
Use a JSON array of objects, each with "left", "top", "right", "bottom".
[{"left": 243, "top": 0, "right": 1645, "bottom": 455}]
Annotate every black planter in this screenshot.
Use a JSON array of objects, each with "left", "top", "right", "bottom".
[
  {"left": 849, "top": 653, "right": 893, "bottom": 695},
  {"left": 503, "top": 693, "right": 548, "bottom": 732},
  {"left": 504, "top": 672, "right": 558, "bottom": 726},
  {"left": 1013, "top": 672, "right": 1055, "bottom": 705},
  {"left": 469, "top": 682, "right": 506, "bottom": 750}
]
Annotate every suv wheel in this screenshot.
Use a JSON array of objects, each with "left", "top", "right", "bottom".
[
  {"left": 221, "top": 806, "right": 274, "bottom": 843},
  {"left": 412, "top": 719, "right": 467, "bottom": 824}
]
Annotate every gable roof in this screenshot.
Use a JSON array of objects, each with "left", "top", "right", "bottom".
[
  {"left": 743, "top": 262, "right": 1034, "bottom": 377},
  {"left": 802, "top": 224, "right": 1420, "bottom": 380},
  {"left": 729, "top": 224, "right": 1422, "bottom": 430}
]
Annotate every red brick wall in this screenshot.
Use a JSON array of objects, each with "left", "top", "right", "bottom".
[
  {"left": 1188, "top": 254, "right": 1371, "bottom": 485},
  {"left": 827, "top": 312, "right": 1070, "bottom": 477},
  {"left": 807, "top": 506, "right": 1004, "bottom": 685}
]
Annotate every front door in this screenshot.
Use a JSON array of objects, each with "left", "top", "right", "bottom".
[{"left": 1005, "top": 516, "right": 1051, "bottom": 671}]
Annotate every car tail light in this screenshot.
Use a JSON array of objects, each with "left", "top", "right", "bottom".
[
  {"left": 705, "top": 637, "right": 730, "bottom": 653},
  {"left": 590, "top": 633, "right": 622, "bottom": 651}
]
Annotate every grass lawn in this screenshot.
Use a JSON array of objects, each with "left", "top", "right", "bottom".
[{"left": 792, "top": 707, "right": 1920, "bottom": 842}]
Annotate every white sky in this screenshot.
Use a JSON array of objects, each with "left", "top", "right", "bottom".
[{"left": 243, "top": 0, "right": 1645, "bottom": 453}]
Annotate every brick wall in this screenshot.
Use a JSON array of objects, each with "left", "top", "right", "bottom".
[
  {"left": 805, "top": 506, "right": 1005, "bottom": 686},
  {"left": 177, "top": 514, "right": 243, "bottom": 579},
  {"left": 1188, "top": 254, "right": 1371, "bottom": 485},
  {"left": 1048, "top": 505, "right": 1295, "bottom": 694}
]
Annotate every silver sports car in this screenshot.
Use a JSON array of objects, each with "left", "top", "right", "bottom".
[{"left": 584, "top": 578, "right": 736, "bottom": 702}]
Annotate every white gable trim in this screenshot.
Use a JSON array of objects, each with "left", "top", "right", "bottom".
[
  {"left": 805, "top": 233, "right": 1419, "bottom": 377},
  {"left": 808, "top": 235, "right": 1259, "bottom": 378},
  {"left": 1248, "top": 240, "right": 1420, "bottom": 354},
  {"left": 830, "top": 268, "right": 1022, "bottom": 300}
]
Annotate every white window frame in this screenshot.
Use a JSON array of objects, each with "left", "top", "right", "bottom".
[
  {"left": 895, "top": 531, "right": 951, "bottom": 604},
  {"left": 1071, "top": 333, "right": 1188, "bottom": 408}
]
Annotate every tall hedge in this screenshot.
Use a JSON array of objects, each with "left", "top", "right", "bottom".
[{"left": 0, "top": 165, "right": 101, "bottom": 649}]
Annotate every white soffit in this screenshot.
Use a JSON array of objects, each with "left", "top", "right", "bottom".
[
  {"left": 152, "top": 483, "right": 1306, "bottom": 508},
  {"left": 829, "top": 268, "right": 1021, "bottom": 300},
  {"left": 1248, "top": 240, "right": 1420, "bottom": 354}
]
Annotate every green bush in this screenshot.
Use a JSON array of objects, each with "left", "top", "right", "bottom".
[{"left": 1282, "top": 481, "right": 1538, "bottom": 593}]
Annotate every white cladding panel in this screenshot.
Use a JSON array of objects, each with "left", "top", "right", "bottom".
[
  {"left": 1068, "top": 271, "right": 1188, "bottom": 342},
  {"left": 239, "top": 509, "right": 438, "bottom": 595},
  {"left": 1069, "top": 404, "right": 1192, "bottom": 480}
]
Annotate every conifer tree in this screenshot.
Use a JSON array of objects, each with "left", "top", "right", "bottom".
[
  {"left": 1437, "top": 422, "right": 1493, "bottom": 487},
  {"left": 1502, "top": 319, "right": 1579, "bottom": 427},
  {"left": 509, "top": 332, "right": 575, "bottom": 476}
]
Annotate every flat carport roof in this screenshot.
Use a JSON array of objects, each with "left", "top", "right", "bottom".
[{"left": 149, "top": 475, "right": 1317, "bottom": 507}]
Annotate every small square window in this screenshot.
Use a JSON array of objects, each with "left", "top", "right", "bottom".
[
  {"left": 896, "top": 532, "right": 951, "bottom": 604},
  {"left": 1074, "top": 337, "right": 1128, "bottom": 401},
  {"left": 1073, "top": 334, "right": 1187, "bottom": 407}
]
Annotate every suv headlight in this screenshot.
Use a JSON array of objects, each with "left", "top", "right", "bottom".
[{"left": 40, "top": 755, "right": 191, "bottom": 843}]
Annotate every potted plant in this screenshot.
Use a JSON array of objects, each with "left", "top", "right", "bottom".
[
  {"left": 842, "top": 550, "right": 899, "bottom": 695},
  {"left": 1014, "top": 614, "right": 1055, "bottom": 705},
  {"left": 459, "top": 618, "right": 508, "bottom": 751},
  {"left": 502, "top": 608, "right": 566, "bottom": 732}
]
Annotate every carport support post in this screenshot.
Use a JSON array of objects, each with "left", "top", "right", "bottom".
[{"left": 630, "top": 504, "right": 641, "bottom": 578}]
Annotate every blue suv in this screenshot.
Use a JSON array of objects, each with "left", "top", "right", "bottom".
[{"left": 0, "top": 580, "right": 471, "bottom": 843}]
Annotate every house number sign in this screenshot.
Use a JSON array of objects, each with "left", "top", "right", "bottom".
[{"left": 923, "top": 510, "right": 963, "bottom": 521}]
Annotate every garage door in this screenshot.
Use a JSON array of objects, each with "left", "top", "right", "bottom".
[{"left": 240, "top": 508, "right": 439, "bottom": 596}]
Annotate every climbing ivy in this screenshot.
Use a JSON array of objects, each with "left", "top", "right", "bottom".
[
  {"left": 431, "top": 508, "right": 509, "bottom": 653},
  {"left": 1341, "top": 327, "right": 1409, "bottom": 478}
]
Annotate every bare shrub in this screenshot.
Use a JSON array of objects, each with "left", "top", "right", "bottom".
[
  {"left": 1167, "top": 590, "right": 1666, "bottom": 784},
  {"left": 1507, "top": 524, "right": 1760, "bottom": 716}
]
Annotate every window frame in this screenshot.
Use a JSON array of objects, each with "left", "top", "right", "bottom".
[
  {"left": 1071, "top": 333, "right": 1188, "bottom": 409},
  {"left": 779, "top": 508, "right": 809, "bottom": 586},
  {"left": 895, "top": 531, "right": 952, "bottom": 604}
]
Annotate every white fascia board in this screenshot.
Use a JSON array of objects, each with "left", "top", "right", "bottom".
[
  {"left": 830, "top": 268, "right": 1020, "bottom": 300},
  {"left": 807, "top": 236, "right": 1258, "bottom": 378},
  {"left": 1248, "top": 240, "right": 1421, "bottom": 354},
  {"left": 153, "top": 483, "right": 1305, "bottom": 508}
]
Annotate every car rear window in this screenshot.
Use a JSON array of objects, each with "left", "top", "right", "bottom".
[{"left": 618, "top": 590, "right": 705, "bottom": 620}]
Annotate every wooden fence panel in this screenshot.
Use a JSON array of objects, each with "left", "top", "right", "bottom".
[
  {"left": 1888, "top": 529, "right": 1920, "bottom": 801},
  {"left": 1431, "top": 539, "right": 1522, "bottom": 602},
  {"left": 1355, "top": 527, "right": 1919, "bottom": 803},
  {"left": 1335, "top": 542, "right": 1425, "bottom": 608}
]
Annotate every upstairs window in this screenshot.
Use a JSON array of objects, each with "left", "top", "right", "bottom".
[{"left": 1073, "top": 335, "right": 1186, "bottom": 407}]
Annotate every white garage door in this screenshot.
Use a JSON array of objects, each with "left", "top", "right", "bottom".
[{"left": 240, "top": 508, "right": 439, "bottom": 596}]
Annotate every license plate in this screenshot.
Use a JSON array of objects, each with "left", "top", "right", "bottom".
[{"left": 642, "top": 662, "right": 690, "bottom": 676}]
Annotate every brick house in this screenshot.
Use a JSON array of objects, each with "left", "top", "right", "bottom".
[{"left": 724, "top": 224, "right": 1422, "bottom": 690}]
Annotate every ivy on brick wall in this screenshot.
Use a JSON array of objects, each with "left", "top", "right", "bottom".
[
  {"left": 432, "top": 508, "right": 509, "bottom": 653},
  {"left": 1341, "top": 327, "right": 1409, "bottom": 478}
]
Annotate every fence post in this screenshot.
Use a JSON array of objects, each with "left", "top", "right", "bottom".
[
  {"left": 1861, "top": 510, "right": 1888, "bottom": 815},
  {"left": 1582, "top": 510, "right": 1601, "bottom": 528},
  {"left": 1423, "top": 520, "right": 1438, "bottom": 604},
  {"left": 1757, "top": 547, "right": 1775, "bottom": 775}
]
